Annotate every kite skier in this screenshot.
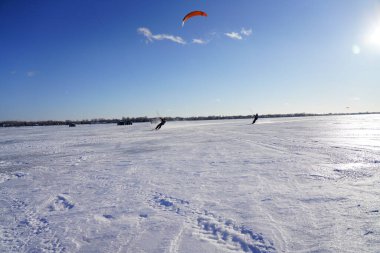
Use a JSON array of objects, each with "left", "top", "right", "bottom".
[
  {"left": 155, "top": 117, "right": 166, "bottom": 130},
  {"left": 252, "top": 113, "right": 258, "bottom": 124}
]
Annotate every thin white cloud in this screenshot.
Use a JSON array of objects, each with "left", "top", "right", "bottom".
[
  {"left": 225, "top": 27, "right": 252, "bottom": 40},
  {"left": 10, "top": 70, "right": 16, "bottom": 75},
  {"left": 225, "top": 32, "right": 242, "bottom": 40},
  {"left": 138, "top": 27, "right": 186, "bottom": 44},
  {"left": 27, "top": 71, "right": 37, "bottom": 77},
  {"left": 241, "top": 28, "right": 252, "bottom": 36},
  {"left": 153, "top": 34, "right": 186, "bottom": 44},
  {"left": 192, "top": 38, "right": 207, "bottom": 44},
  {"left": 138, "top": 27, "right": 153, "bottom": 42}
]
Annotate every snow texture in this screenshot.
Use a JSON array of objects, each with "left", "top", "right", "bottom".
[{"left": 1, "top": 115, "right": 380, "bottom": 252}]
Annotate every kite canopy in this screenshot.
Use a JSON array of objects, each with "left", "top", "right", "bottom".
[{"left": 182, "top": 11, "right": 208, "bottom": 27}]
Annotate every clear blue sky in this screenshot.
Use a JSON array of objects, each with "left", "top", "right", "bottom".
[{"left": 1, "top": 0, "right": 380, "bottom": 120}]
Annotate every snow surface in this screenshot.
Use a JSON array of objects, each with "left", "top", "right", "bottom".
[{"left": 1, "top": 115, "right": 380, "bottom": 253}]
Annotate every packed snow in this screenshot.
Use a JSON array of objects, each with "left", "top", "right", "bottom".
[{"left": 1, "top": 115, "right": 380, "bottom": 252}]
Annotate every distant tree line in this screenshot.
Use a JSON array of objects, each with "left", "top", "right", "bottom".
[{"left": 1, "top": 112, "right": 379, "bottom": 128}]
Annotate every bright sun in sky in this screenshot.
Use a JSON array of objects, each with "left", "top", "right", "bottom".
[{"left": 367, "top": 18, "right": 380, "bottom": 48}]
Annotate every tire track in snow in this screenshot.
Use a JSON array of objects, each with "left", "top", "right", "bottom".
[{"left": 149, "top": 192, "right": 276, "bottom": 253}]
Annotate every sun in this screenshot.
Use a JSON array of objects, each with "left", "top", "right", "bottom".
[
  {"left": 367, "top": 18, "right": 380, "bottom": 48},
  {"left": 369, "top": 26, "right": 380, "bottom": 45}
]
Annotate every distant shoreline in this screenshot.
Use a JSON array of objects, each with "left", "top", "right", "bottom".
[{"left": 1, "top": 112, "right": 379, "bottom": 128}]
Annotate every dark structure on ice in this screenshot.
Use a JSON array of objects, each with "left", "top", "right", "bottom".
[
  {"left": 252, "top": 113, "right": 258, "bottom": 124},
  {"left": 69, "top": 123, "right": 76, "bottom": 127},
  {"left": 155, "top": 117, "right": 166, "bottom": 130}
]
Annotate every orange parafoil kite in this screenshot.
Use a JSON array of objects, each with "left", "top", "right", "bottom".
[{"left": 182, "top": 11, "right": 208, "bottom": 27}]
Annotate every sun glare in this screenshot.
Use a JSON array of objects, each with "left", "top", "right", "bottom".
[
  {"left": 367, "top": 18, "right": 380, "bottom": 48},
  {"left": 352, "top": 44, "right": 361, "bottom": 54}
]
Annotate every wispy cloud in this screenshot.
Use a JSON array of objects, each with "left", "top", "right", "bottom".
[
  {"left": 138, "top": 27, "right": 186, "bottom": 44},
  {"left": 225, "top": 27, "right": 252, "bottom": 40},
  {"left": 224, "top": 32, "right": 242, "bottom": 40},
  {"left": 192, "top": 38, "right": 207, "bottom": 44},
  {"left": 10, "top": 70, "right": 16, "bottom": 75},
  {"left": 27, "top": 71, "right": 37, "bottom": 77},
  {"left": 241, "top": 28, "right": 252, "bottom": 36}
]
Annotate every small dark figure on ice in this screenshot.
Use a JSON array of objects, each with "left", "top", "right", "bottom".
[
  {"left": 155, "top": 117, "right": 166, "bottom": 130},
  {"left": 252, "top": 113, "right": 258, "bottom": 124}
]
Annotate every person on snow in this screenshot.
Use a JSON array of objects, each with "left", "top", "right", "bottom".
[
  {"left": 252, "top": 113, "right": 259, "bottom": 124},
  {"left": 155, "top": 117, "right": 166, "bottom": 130}
]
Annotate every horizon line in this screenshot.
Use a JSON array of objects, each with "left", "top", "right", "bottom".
[{"left": 1, "top": 111, "right": 379, "bottom": 124}]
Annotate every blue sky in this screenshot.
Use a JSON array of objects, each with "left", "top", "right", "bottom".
[{"left": 1, "top": 0, "right": 380, "bottom": 120}]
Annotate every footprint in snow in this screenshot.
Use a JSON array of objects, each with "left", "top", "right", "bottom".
[
  {"left": 48, "top": 195, "right": 75, "bottom": 212},
  {"left": 150, "top": 192, "right": 275, "bottom": 253}
]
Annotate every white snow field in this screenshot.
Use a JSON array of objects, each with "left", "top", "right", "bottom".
[{"left": 1, "top": 115, "right": 380, "bottom": 253}]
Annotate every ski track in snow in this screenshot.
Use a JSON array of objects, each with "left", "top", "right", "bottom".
[
  {"left": 150, "top": 192, "right": 276, "bottom": 253},
  {"left": 168, "top": 222, "right": 184, "bottom": 253}
]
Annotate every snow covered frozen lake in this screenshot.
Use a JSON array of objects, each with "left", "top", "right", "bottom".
[{"left": 1, "top": 115, "right": 380, "bottom": 253}]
